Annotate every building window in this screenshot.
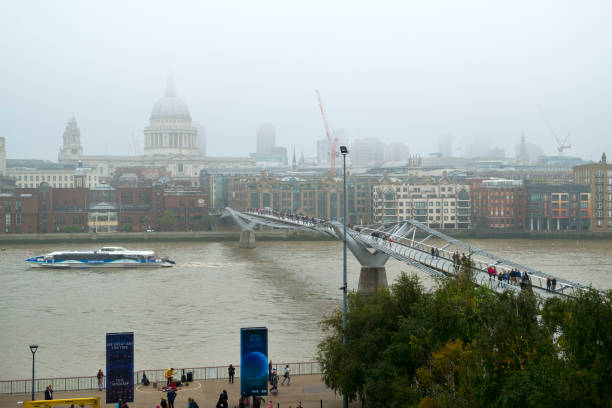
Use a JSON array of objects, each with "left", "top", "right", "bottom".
[
  {"left": 15, "top": 213, "right": 21, "bottom": 225},
  {"left": 5, "top": 214, "right": 10, "bottom": 225}
]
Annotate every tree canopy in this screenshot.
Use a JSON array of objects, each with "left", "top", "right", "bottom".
[{"left": 317, "top": 263, "right": 611, "bottom": 408}]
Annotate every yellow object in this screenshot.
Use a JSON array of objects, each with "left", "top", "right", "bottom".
[
  {"left": 164, "top": 368, "right": 174, "bottom": 379},
  {"left": 23, "top": 397, "right": 100, "bottom": 408}
]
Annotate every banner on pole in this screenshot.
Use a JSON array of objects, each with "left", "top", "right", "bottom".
[
  {"left": 240, "top": 327, "right": 268, "bottom": 397},
  {"left": 106, "top": 332, "right": 134, "bottom": 404}
]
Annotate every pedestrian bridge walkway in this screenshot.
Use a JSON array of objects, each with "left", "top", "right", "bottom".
[{"left": 225, "top": 208, "right": 594, "bottom": 299}]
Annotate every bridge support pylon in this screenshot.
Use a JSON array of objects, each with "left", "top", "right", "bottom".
[
  {"left": 331, "top": 223, "right": 390, "bottom": 295},
  {"left": 240, "top": 229, "right": 256, "bottom": 248},
  {"left": 358, "top": 266, "right": 388, "bottom": 295}
]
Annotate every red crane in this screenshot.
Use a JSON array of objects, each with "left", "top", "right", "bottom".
[{"left": 316, "top": 90, "right": 339, "bottom": 176}]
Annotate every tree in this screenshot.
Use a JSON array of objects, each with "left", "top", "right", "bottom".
[
  {"left": 160, "top": 210, "right": 176, "bottom": 231},
  {"left": 317, "top": 263, "right": 612, "bottom": 408},
  {"left": 121, "top": 223, "right": 133, "bottom": 232},
  {"left": 198, "top": 214, "right": 216, "bottom": 231}
]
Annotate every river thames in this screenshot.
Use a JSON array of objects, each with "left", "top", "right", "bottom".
[{"left": 1, "top": 239, "right": 610, "bottom": 380}]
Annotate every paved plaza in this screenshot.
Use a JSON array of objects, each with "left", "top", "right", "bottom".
[{"left": 0, "top": 375, "right": 351, "bottom": 408}]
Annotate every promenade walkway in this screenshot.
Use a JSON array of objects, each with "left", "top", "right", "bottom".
[{"left": 0, "top": 375, "right": 349, "bottom": 408}]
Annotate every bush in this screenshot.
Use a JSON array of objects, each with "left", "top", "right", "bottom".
[{"left": 121, "top": 223, "right": 133, "bottom": 232}]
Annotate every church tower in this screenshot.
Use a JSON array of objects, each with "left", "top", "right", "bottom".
[{"left": 58, "top": 113, "right": 83, "bottom": 163}]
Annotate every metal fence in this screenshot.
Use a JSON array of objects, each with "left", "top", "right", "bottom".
[{"left": 0, "top": 362, "right": 322, "bottom": 395}]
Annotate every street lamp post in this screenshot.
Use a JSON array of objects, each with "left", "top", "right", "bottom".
[
  {"left": 339, "top": 145, "right": 349, "bottom": 408},
  {"left": 29, "top": 344, "right": 38, "bottom": 401}
]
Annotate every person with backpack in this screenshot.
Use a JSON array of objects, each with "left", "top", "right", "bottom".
[
  {"left": 167, "top": 388, "right": 176, "bottom": 408},
  {"left": 281, "top": 365, "right": 291, "bottom": 385}
]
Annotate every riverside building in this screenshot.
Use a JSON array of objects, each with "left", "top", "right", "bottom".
[
  {"left": 371, "top": 172, "right": 471, "bottom": 229},
  {"left": 573, "top": 153, "right": 612, "bottom": 231}
]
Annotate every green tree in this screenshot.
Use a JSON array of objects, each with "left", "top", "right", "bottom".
[
  {"left": 317, "top": 259, "right": 611, "bottom": 407},
  {"left": 160, "top": 210, "right": 176, "bottom": 231},
  {"left": 198, "top": 214, "right": 216, "bottom": 231},
  {"left": 121, "top": 223, "right": 133, "bottom": 232}
]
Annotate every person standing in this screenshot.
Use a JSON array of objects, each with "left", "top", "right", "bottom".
[
  {"left": 281, "top": 365, "right": 291, "bottom": 385},
  {"left": 546, "top": 277, "right": 551, "bottom": 292},
  {"left": 44, "top": 385, "right": 53, "bottom": 400},
  {"left": 167, "top": 388, "right": 176, "bottom": 408},
  {"left": 228, "top": 364, "right": 235, "bottom": 384},
  {"left": 552, "top": 278, "right": 557, "bottom": 292},
  {"left": 97, "top": 369, "right": 104, "bottom": 391},
  {"left": 268, "top": 360, "right": 273, "bottom": 384},
  {"left": 164, "top": 368, "right": 175, "bottom": 386}
]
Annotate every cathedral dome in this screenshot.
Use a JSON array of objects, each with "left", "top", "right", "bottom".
[{"left": 150, "top": 77, "right": 192, "bottom": 121}]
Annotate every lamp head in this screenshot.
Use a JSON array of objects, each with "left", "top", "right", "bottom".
[
  {"left": 29, "top": 344, "right": 38, "bottom": 354},
  {"left": 339, "top": 145, "right": 348, "bottom": 154}
]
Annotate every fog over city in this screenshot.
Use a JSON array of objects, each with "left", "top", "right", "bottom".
[{"left": 1, "top": 0, "right": 611, "bottom": 161}]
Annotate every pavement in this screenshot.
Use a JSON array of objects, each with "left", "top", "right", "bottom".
[{"left": 0, "top": 375, "right": 352, "bottom": 408}]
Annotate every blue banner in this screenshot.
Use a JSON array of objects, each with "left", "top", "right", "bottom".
[
  {"left": 106, "top": 332, "right": 134, "bottom": 404},
  {"left": 240, "top": 327, "right": 268, "bottom": 397}
]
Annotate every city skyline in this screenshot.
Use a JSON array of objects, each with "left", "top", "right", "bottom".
[{"left": 1, "top": 1, "right": 611, "bottom": 162}]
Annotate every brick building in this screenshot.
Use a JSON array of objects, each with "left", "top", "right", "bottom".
[
  {"left": 573, "top": 153, "right": 612, "bottom": 231},
  {"left": 470, "top": 178, "right": 526, "bottom": 229},
  {"left": 0, "top": 183, "right": 208, "bottom": 234}
]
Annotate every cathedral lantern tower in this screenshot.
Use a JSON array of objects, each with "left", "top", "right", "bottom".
[
  {"left": 58, "top": 113, "right": 83, "bottom": 162},
  {"left": 144, "top": 77, "right": 199, "bottom": 156}
]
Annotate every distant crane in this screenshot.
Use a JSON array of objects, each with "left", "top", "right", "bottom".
[
  {"left": 539, "top": 108, "right": 572, "bottom": 155},
  {"left": 316, "top": 90, "right": 339, "bottom": 176},
  {"left": 555, "top": 133, "right": 572, "bottom": 154}
]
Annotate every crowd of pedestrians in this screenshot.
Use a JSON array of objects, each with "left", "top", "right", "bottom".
[{"left": 248, "top": 208, "right": 327, "bottom": 227}]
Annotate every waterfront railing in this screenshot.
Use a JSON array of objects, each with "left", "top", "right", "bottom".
[{"left": 0, "top": 361, "right": 322, "bottom": 395}]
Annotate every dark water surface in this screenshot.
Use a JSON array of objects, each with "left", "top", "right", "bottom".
[{"left": 0, "top": 239, "right": 610, "bottom": 380}]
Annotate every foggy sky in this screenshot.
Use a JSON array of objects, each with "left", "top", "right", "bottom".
[{"left": 1, "top": 0, "right": 611, "bottom": 162}]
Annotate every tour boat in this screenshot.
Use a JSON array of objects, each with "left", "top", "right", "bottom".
[{"left": 25, "top": 247, "right": 175, "bottom": 268}]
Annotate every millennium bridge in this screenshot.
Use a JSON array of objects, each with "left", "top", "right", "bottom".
[{"left": 224, "top": 207, "right": 594, "bottom": 299}]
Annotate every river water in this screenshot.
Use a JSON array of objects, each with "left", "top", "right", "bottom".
[{"left": 0, "top": 238, "right": 610, "bottom": 380}]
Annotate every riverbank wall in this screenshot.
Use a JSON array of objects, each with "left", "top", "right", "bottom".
[
  {"left": 0, "top": 229, "right": 332, "bottom": 244},
  {"left": 0, "top": 229, "right": 610, "bottom": 244}
]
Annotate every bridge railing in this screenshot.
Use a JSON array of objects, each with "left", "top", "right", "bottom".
[
  {"left": 0, "top": 362, "right": 322, "bottom": 395},
  {"left": 239, "top": 209, "right": 583, "bottom": 298}
]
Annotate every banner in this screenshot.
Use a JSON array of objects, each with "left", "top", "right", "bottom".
[
  {"left": 106, "top": 332, "right": 134, "bottom": 404},
  {"left": 240, "top": 327, "right": 268, "bottom": 397}
]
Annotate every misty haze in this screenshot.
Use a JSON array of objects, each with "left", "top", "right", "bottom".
[{"left": 1, "top": 1, "right": 610, "bottom": 161}]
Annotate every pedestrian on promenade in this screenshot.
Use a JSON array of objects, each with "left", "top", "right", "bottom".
[
  {"left": 228, "top": 364, "right": 235, "bottom": 383},
  {"left": 430, "top": 247, "right": 435, "bottom": 256},
  {"left": 546, "top": 277, "right": 551, "bottom": 292},
  {"left": 97, "top": 369, "right": 104, "bottom": 391},
  {"left": 160, "top": 398, "right": 168, "bottom": 408},
  {"left": 434, "top": 248, "right": 440, "bottom": 257},
  {"left": 281, "top": 365, "right": 291, "bottom": 385},
  {"left": 167, "top": 388, "right": 177, "bottom": 408},
  {"left": 44, "top": 385, "right": 53, "bottom": 400},
  {"left": 165, "top": 368, "right": 175, "bottom": 386},
  {"left": 552, "top": 278, "right": 557, "bottom": 292},
  {"left": 268, "top": 360, "right": 273, "bottom": 384},
  {"left": 253, "top": 396, "right": 264, "bottom": 408}
]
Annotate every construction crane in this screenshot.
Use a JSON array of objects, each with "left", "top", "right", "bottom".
[
  {"left": 316, "top": 90, "right": 339, "bottom": 176},
  {"left": 555, "top": 133, "right": 572, "bottom": 154}
]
